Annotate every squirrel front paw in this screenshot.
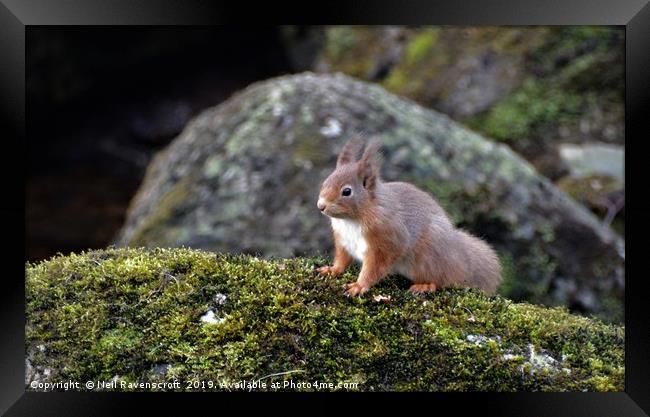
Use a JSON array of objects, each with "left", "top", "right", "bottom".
[
  {"left": 408, "top": 283, "right": 437, "bottom": 294},
  {"left": 344, "top": 282, "right": 368, "bottom": 297},
  {"left": 316, "top": 265, "right": 343, "bottom": 277}
]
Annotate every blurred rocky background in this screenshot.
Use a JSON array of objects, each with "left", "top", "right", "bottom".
[{"left": 27, "top": 26, "right": 624, "bottom": 321}]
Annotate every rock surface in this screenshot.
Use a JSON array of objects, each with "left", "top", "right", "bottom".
[
  {"left": 25, "top": 248, "right": 624, "bottom": 392},
  {"left": 115, "top": 72, "right": 624, "bottom": 321}
]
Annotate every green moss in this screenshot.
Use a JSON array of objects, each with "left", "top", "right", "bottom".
[
  {"left": 467, "top": 77, "right": 582, "bottom": 142},
  {"left": 382, "top": 28, "right": 445, "bottom": 98},
  {"left": 405, "top": 28, "right": 439, "bottom": 65},
  {"left": 382, "top": 68, "right": 409, "bottom": 91},
  {"left": 512, "top": 245, "right": 558, "bottom": 301},
  {"left": 322, "top": 27, "right": 377, "bottom": 78},
  {"left": 496, "top": 252, "right": 518, "bottom": 298},
  {"left": 538, "top": 221, "right": 556, "bottom": 243},
  {"left": 325, "top": 27, "right": 358, "bottom": 61},
  {"left": 26, "top": 248, "right": 624, "bottom": 392}
]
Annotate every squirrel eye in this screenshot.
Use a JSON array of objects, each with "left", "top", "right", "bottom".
[{"left": 342, "top": 187, "right": 352, "bottom": 197}]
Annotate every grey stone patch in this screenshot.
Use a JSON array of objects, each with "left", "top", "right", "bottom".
[
  {"left": 214, "top": 293, "right": 227, "bottom": 306},
  {"left": 527, "top": 344, "right": 557, "bottom": 371},
  {"left": 500, "top": 343, "right": 572, "bottom": 376},
  {"left": 502, "top": 353, "right": 523, "bottom": 361},
  {"left": 465, "top": 334, "right": 502, "bottom": 346},
  {"left": 26, "top": 362, "right": 54, "bottom": 387},
  {"left": 151, "top": 364, "right": 172, "bottom": 376},
  {"left": 558, "top": 143, "right": 624, "bottom": 180},
  {"left": 463, "top": 336, "right": 573, "bottom": 376},
  {"left": 200, "top": 310, "right": 226, "bottom": 325},
  {"left": 465, "top": 335, "right": 571, "bottom": 375},
  {"left": 320, "top": 117, "right": 343, "bottom": 138},
  {"left": 523, "top": 344, "right": 571, "bottom": 375},
  {"left": 25, "top": 358, "right": 35, "bottom": 385},
  {"left": 439, "top": 51, "right": 523, "bottom": 118},
  {"left": 26, "top": 344, "right": 55, "bottom": 387}
]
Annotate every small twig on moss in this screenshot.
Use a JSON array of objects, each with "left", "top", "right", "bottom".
[
  {"left": 162, "top": 272, "right": 180, "bottom": 291},
  {"left": 463, "top": 307, "right": 476, "bottom": 317},
  {"left": 463, "top": 307, "right": 477, "bottom": 322}
]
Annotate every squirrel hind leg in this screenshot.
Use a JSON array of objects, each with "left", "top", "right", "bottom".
[{"left": 408, "top": 283, "right": 437, "bottom": 294}]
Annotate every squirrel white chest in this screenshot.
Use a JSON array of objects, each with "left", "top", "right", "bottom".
[{"left": 331, "top": 218, "right": 368, "bottom": 261}]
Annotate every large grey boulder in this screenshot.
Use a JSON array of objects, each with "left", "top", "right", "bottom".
[{"left": 115, "top": 72, "right": 624, "bottom": 321}]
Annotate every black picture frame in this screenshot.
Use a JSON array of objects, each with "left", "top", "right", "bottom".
[{"left": 1, "top": 1, "right": 647, "bottom": 415}]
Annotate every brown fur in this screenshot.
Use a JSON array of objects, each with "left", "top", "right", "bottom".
[{"left": 317, "top": 137, "right": 502, "bottom": 297}]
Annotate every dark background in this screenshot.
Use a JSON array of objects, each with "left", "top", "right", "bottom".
[{"left": 27, "top": 26, "right": 299, "bottom": 261}]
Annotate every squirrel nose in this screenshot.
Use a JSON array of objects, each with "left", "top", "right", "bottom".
[{"left": 317, "top": 198, "right": 327, "bottom": 212}]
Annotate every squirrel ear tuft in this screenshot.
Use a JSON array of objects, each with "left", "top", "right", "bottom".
[
  {"left": 357, "top": 138, "right": 383, "bottom": 192},
  {"left": 337, "top": 136, "right": 365, "bottom": 167}
]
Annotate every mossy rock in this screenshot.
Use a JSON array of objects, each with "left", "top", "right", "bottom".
[
  {"left": 114, "top": 72, "right": 624, "bottom": 322},
  {"left": 26, "top": 248, "right": 624, "bottom": 392}
]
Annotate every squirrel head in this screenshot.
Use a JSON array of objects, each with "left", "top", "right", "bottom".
[{"left": 317, "top": 136, "right": 383, "bottom": 220}]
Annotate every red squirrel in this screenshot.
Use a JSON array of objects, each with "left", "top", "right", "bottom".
[{"left": 316, "top": 136, "right": 501, "bottom": 297}]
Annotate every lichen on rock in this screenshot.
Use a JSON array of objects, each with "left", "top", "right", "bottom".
[{"left": 26, "top": 248, "right": 624, "bottom": 392}]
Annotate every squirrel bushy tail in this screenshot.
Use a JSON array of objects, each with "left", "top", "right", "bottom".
[{"left": 456, "top": 230, "right": 502, "bottom": 295}]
